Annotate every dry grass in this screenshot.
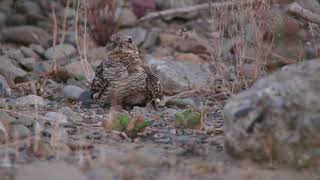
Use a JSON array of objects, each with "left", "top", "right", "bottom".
[{"left": 207, "top": 0, "right": 275, "bottom": 96}]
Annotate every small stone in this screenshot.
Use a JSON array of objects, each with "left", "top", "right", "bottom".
[
  {"left": 9, "top": 95, "right": 47, "bottom": 107},
  {"left": 79, "top": 90, "right": 93, "bottom": 105},
  {"left": 86, "top": 132, "right": 102, "bottom": 140},
  {"left": 31, "top": 44, "right": 45, "bottom": 56},
  {"left": 62, "top": 85, "right": 85, "bottom": 100},
  {"left": 64, "top": 61, "right": 94, "bottom": 80},
  {"left": 20, "top": 46, "right": 39, "bottom": 59},
  {"left": 10, "top": 124, "right": 30, "bottom": 140},
  {"left": 0, "top": 56, "right": 27, "bottom": 83},
  {"left": 57, "top": 8, "right": 76, "bottom": 19},
  {"left": 33, "top": 62, "right": 51, "bottom": 75},
  {"left": 5, "top": 14, "right": 27, "bottom": 26},
  {"left": 0, "top": 75, "right": 11, "bottom": 97},
  {"left": 159, "top": 33, "right": 179, "bottom": 47},
  {"left": 1, "top": 26, "right": 50, "bottom": 46},
  {"left": 142, "top": 28, "right": 161, "bottom": 49},
  {"left": 119, "top": 27, "right": 147, "bottom": 46},
  {"left": 60, "top": 107, "right": 82, "bottom": 122},
  {"left": 15, "top": 0, "right": 41, "bottom": 17},
  {"left": 44, "top": 44, "right": 76, "bottom": 60},
  {"left": 16, "top": 57, "right": 36, "bottom": 71},
  {"left": 115, "top": 7, "right": 137, "bottom": 27},
  {"left": 12, "top": 115, "right": 35, "bottom": 128},
  {"left": 175, "top": 53, "right": 204, "bottom": 64},
  {"left": 6, "top": 49, "right": 24, "bottom": 62},
  {"left": 45, "top": 112, "right": 68, "bottom": 124},
  {"left": 170, "top": 129, "right": 177, "bottom": 135}
]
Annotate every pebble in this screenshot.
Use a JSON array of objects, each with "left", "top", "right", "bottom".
[
  {"left": 0, "top": 75, "right": 11, "bottom": 97},
  {"left": 10, "top": 124, "right": 30, "bottom": 140},
  {"left": 44, "top": 44, "right": 76, "bottom": 60},
  {"left": 62, "top": 85, "right": 85, "bottom": 100},
  {"left": 44, "top": 112, "right": 68, "bottom": 124},
  {"left": 8, "top": 95, "right": 47, "bottom": 107}
]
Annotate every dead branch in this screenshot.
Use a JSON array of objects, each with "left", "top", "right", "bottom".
[
  {"left": 287, "top": 2, "right": 320, "bottom": 25},
  {"left": 139, "top": 0, "right": 258, "bottom": 22}
]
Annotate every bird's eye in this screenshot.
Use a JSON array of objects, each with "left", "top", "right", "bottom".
[{"left": 128, "top": 38, "right": 133, "bottom": 43}]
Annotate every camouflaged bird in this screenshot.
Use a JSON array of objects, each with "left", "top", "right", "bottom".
[{"left": 90, "top": 32, "right": 163, "bottom": 109}]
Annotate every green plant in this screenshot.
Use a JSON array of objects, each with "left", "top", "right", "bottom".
[
  {"left": 175, "top": 109, "right": 203, "bottom": 129},
  {"left": 106, "top": 113, "right": 152, "bottom": 138},
  {"left": 111, "top": 113, "right": 130, "bottom": 132}
]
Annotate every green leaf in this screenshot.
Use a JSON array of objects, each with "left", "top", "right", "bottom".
[
  {"left": 186, "top": 112, "right": 202, "bottom": 128},
  {"left": 113, "top": 114, "right": 130, "bottom": 131},
  {"left": 75, "top": 75, "right": 87, "bottom": 81},
  {"left": 175, "top": 113, "right": 185, "bottom": 126},
  {"left": 175, "top": 109, "right": 203, "bottom": 129},
  {"left": 135, "top": 120, "right": 152, "bottom": 132},
  {"left": 182, "top": 109, "right": 193, "bottom": 119}
]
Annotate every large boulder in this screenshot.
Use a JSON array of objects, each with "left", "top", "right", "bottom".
[
  {"left": 223, "top": 60, "right": 320, "bottom": 167},
  {"left": 1, "top": 26, "right": 50, "bottom": 46},
  {"left": 146, "top": 56, "right": 213, "bottom": 95}
]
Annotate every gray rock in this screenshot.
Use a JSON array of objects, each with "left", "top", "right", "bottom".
[
  {"left": 6, "top": 49, "right": 24, "bottom": 61},
  {"left": 115, "top": 7, "right": 137, "bottom": 27},
  {"left": 0, "top": 75, "right": 11, "bottom": 97},
  {"left": 44, "top": 44, "right": 76, "bottom": 60},
  {"left": 62, "top": 85, "right": 85, "bottom": 100},
  {"left": 31, "top": 44, "right": 45, "bottom": 56},
  {"left": 79, "top": 90, "right": 92, "bottom": 105},
  {"left": 64, "top": 61, "right": 94, "bottom": 80},
  {"left": 12, "top": 115, "right": 35, "bottom": 128},
  {"left": 45, "top": 112, "right": 68, "bottom": 124},
  {"left": 20, "top": 46, "right": 39, "bottom": 59},
  {"left": 15, "top": 0, "right": 41, "bottom": 17},
  {"left": 5, "top": 14, "right": 27, "bottom": 26},
  {"left": 1, "top": 26, "right": 50, "bottom": 46},
  {"left": 142, "top": 28, "right": 161, "bottom": 49},
  {"left": 9, "top": 95, "right": 47, "bottom": 107},
  {"left": 57, "top": 8, "right": 76, "bottom": 19},
  {"left": 223, "top": 60, "right": 320, "bottom": 167},
  {"left": 60, "top": 107, "right": 82, "bottom": 122},
  {"left": 297, "top": 0, "right": 320, "bottom": 14},
  {"left": 33, "top": 62, "right": 51, "bottom": 75},
  {"left": 0, "top": 56, "right": 27, "bottom": 82},
  {"left": 0, "top": 111, "right": 14, "bottom": 125},
  {"left": 10, "top": 124, "right": 30, "bottom": 139},
  {"left": 17, "top": 57, "right": 36, "bottom": 71},
  {"left": 147, "top": 56, "right": 213, "bottom": 95},
  {"left": 119, "top": 27, "right": 147, "bottom": 46}
]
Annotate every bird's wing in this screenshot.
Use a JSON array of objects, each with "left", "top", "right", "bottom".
[
  {"left": 145, "top": 65, "right": 163, "bottom": 102},
  {"left": 90, "top": 59, "right": 128, "bottom": 99}
]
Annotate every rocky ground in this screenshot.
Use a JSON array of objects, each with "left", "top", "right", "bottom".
[{"left": 0, "top": 0, "right": 320, "bottom": 179}]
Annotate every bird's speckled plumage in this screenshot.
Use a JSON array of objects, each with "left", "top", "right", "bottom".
[{"left": 90, "top": 32, "right": 163, "bottom": 109}]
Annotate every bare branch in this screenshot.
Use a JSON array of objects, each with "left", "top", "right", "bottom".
[
  {"left": 287, "top": 2, "right": 320, "bottom": 25},
  {"left": 139, "top": 0, "right": 257, "bottom": 22}
]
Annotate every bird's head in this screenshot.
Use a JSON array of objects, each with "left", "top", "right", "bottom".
[{"left": 106, "top": 32, "right": 139, "bottom": 56}]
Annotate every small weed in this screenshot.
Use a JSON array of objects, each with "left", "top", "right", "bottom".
[
  {"left": 106, "top": 113, "right": 152, "bottom": 138},
  {"left": 175, "top": 109, "right": 203, "bottom": 129},
  {"left": 75, "top": 75, "right": 87, "bottom": 81}
]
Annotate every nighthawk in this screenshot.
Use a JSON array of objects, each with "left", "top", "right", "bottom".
[{"left": 90, "top": 32, "right": 163, "bottom": 109}]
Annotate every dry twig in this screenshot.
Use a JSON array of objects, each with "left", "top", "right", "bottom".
[
  {"left": 139, "top": 0, "right": 259, "bottom": 22},
  {"left": 287, "top": 2, "right": 320, "bottom": 25}
]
